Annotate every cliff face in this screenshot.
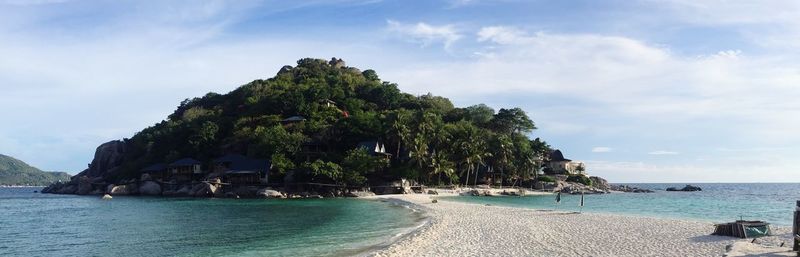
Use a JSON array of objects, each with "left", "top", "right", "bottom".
[
  {"left": 42, "top": 140, "right": 127, "bottom": 194},
  {"left": 81, "top": 140, "right": 127, "bottom": 178}
]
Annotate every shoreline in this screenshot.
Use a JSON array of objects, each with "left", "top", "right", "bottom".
[{"left": 363, "top": 193, "right": 793, "bottom": 257}]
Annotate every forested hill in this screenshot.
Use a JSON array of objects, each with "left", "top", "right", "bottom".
[
  {"left": 0, "top": 154, "right": 71, "bottom": 186},
  {"left": 106, "top": 57, "right": 552, "bottom": 186}
]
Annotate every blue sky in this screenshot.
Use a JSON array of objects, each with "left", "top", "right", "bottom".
[{"left": 1, "top": 0, "right": 799, "bottom": 182}]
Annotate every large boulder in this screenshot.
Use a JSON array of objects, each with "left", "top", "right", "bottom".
[
  {"left": 589, "top": 176, "right": 610, "bottom": 191},
  {"left": 140, "top": 173, "right": 152, "bottom": 181},
  {"left": 84, "top": 140, "right": 127, "bottom": 178},
  {"left": 191, "top": 182, "right": 218, "bottom": 197},
  {"left": 108, "top": 185, "right": 130, "bottom": 195},
  {"left": 57, "top": 184, "right": 77, "bottom": 194},
  {"left": 256, "top": 188, "right": 285, "bottom": 198},
  {"left": 139, "top": 181, "right": 161, "bottom": 196},
  {"left": 175, "top": 185, "right": 192, "bottom": 196},
  {"left": 77, "top": 176, "right": 93, "bottom": 195}
]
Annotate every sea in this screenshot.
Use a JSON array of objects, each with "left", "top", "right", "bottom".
[
  {"left": 0, "top": 187, "right": 424, "bottom": 257},
  {"left": 446, "top": 183, "right": 800, "bottom": 227},
  {"left": 2, "top": 184, "right": 798, "bottom": 256}
]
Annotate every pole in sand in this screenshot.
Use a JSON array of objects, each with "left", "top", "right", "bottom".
[{"left": 554, "top": 191, "right": 561, "bottom": 211}]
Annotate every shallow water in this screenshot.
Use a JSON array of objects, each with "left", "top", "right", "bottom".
[
  {"left": 444, "top": 183, "right": 800, "bottom": 226},
  {"left": 0, "top": 187, "right": 423, "bottom": 257}
]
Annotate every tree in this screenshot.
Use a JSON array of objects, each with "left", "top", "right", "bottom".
[
  {"left": 464, "top": 104, "right": 495, "bottom": 127},
  {"left": 491, "top": 108, "right": 536, "bottom": 134},
  {"left": 342, "top": 148, "right": 388, "bottom": 186},
  {"left": 305, "top": 160, "right": 342, "bottom": 183}
]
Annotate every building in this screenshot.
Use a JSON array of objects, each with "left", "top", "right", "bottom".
[
  {"left": 213, "top": 154, "right": 270, "bottom": 185},
  {"left": 544, "top": 149, "right": 586, "bottom": 175},
  {"left": 357, "top": 140, "right": 392, "bottom": 159},
  {"left": 281, "top": 115, "right": 306, "bottom": 125},
  {"left": 140, "top": 163, "right": 167, "bottom": 180},
  {"left": 169, "top": 158, "right": 202, "bottom": 182}
]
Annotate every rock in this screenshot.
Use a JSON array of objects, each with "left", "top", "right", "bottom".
[
  {"left": 102, "top": 194, "right": 112, "bottom": 200},
  {"left": 109, "top": 185, "right": 130, "bottom": 195},
  {"left": 610, "top": 184, "right": 654, "bottom": 193},
  {"left": 175, "top": 185, "right": 192, "bottom": 197},
  {"left": 140, "top": 173, "right": 152, "bottom": 181},
  {"left": 77, "top": 176, "right": 93, "bottom": 195},
  {"left": 589, "top": 176, "right": 610, "bottom": 191},
  {"left": 345, "top": 191, "right": 376, "bottom": 197},
  {"left": 57, "top": 184, "right": 77, "bottom": 194},
  {"left": 427, "top": 189, "right": 438, "bottom": 195},
  {"left": 191, "top": 182, "right": 218, "bottom": 197},
  {"left": 431, "top": 199, "right": 438, "bottom": 203},
  {"left": 232, "top": 186, "right": 258, "bottom": 198},
  {"left": 256, "top": 188, "right": 285, "bottom": 198},
  {"left": 138, "top": 181, "right": 161, "bottom": 196},
  {"left": 666, "top": 184, "right": 702, "bottom": 192},
  {"left": 84, "top": 140, "right": 127, "bottom": 178},
  {"left": 225, "top": 192, "right": 239, "bottom": 199}
]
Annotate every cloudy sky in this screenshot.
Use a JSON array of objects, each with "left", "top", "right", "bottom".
[{"left": 1, "top": 0, "right": 799, "bottom": 182}]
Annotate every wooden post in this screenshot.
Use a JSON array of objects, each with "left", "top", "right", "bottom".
[{"left": 794, "top": 200, "right": 800, "bottom": 253}]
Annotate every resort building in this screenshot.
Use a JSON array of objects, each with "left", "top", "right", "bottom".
[
  {"left": 213, "top": 154, "right": 271, "bottom": 185},
  {"left": 544, "top": 149, "right": 586, "bottom": 175},
  {"left": 140, "top": 163, "right": 167, "bottom": 180},
  {"left": 169, "top": 158, "right": 202, "bottom": 182},
  {"left": 357, "top": 140, "right": 392, "bottom": 159}
]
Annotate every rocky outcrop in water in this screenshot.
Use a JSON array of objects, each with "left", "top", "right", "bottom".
[
  {"left": 610, "top": 185, "right": 654, "bottom": 193},
  {"left": 666, "top": 184, "right": 702, "bottom": 192},
  {"left": 589, "top": 176, "right": 609, "bottom": 191}
]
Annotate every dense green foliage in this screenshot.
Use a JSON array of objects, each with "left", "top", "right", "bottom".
[
  {"left": 112, "top": 58, "right": 552, "bottom": 187},
  {"left": 537, "top": 175, "right": 556, "bottom": 183},
  {"left": 0, "top": 154, "right": 71, "bottom": 186},
  {"left": 566, "top": 175, "right": 592, "bottom": 186}
]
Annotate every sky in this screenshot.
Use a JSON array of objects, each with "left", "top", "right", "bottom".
[{"left": 1, "top": 0, "right": 799, "bottom": 182}]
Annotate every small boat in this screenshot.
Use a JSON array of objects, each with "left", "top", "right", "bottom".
[{"left": 712, "top": 220, "right": 771, "bottom": 238}]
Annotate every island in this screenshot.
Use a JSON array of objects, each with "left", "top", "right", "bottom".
[
  {"left": 42, "top": 58, "right": 609, "bottom": 197},
  {"left": 0, "top": 154, "right": 71, "bottom": 186}
]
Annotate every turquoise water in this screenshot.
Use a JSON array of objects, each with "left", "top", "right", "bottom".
[
  {"left": 445, "top": 183, "right": 800, "bottom": 227},
  {"left": 0, "top": 187, "right": 423, "bottom": 257}
]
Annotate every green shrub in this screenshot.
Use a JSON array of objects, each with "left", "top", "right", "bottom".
[
  {"left": 566, "top": 175, "right": 592, "bottom": 186},
  {"left": 537, "top": 175, "right": 556, "bottom": 183}
]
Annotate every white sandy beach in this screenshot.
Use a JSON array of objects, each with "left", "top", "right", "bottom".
[{"left": 367, "top": 192, "right": 793, "bottom": 257}]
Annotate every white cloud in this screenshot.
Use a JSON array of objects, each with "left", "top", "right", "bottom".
[
  {"left": 591, "top": 147, "right": 613, "bottom": 153},
  {"left": 386, "top": 20, "right": 462, "bottom": 50},
  {"left": 648, "top": 150, "right": 679, "bottom": 155}
]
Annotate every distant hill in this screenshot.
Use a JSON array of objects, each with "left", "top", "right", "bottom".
[{"left": 0, "top": 154, "right": 72, "bottom": 186}]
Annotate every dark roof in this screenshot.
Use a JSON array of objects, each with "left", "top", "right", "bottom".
[
  {"left": 549, "top": 150, "right": 571, "bottom": 162},
  {"left": 169, "top": 158, "right": 201, "bottom": 167},
  {"left": 213, "top": 154, "right": 247, "bottom": 164},
  {"left": 219, "top": 156, "right": 270, "bottom": 175},
  {"left": 282, "top": 116, "right": 306, "bottom": 122},
  {"left": 140, "top": 163, "right": 167, "bottom": 173}
]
